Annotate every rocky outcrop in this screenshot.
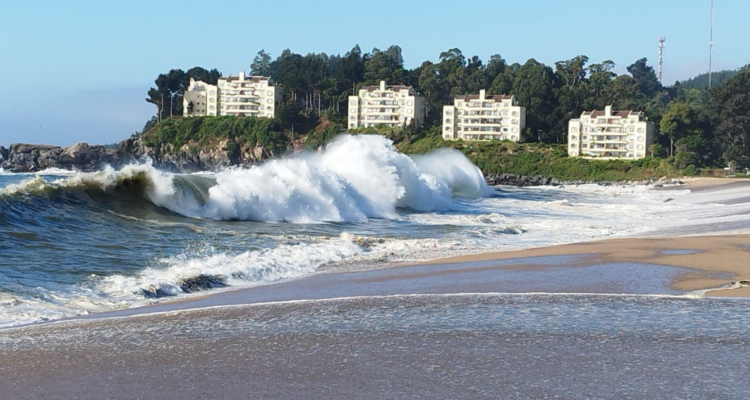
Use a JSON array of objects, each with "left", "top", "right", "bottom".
[
  {"left": 0, "top": 145, "right": 8, "bottom": 164},
  {"left": 0, "top": 137, "right": 276, "bottom": 173},
  {"left": 485, "top": 173, "right": 684, "bottom": 187},
  {"left": 485, "top": 174, "right": 562, "bottom": 187}
]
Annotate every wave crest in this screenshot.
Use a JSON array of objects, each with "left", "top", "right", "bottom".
[{"left": 2, "top": 135, "right": 490, "bottom": 223}]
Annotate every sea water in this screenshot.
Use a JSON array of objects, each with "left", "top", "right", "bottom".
[{"left": 1, "top": 135, "right": 750, "bottom": 328}]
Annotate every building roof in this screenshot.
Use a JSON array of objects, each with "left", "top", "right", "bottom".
[
  {"left": 360, "top": 84, "right": 413, "bottom": 92},
  {"left": 582, "top": 109, "right": 643, "bottom": 118},
  {"left": 223, "top": 75, "right": 271, "bottom": 83},
  {"left": 455, "top": 94, "right": 514, "bottom": 101}
]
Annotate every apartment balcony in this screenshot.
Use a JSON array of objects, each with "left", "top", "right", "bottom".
[
  {"left": 365, "top": 116, "right": 400, "bottom": 122},
  {"left": 364, "top": 100, "right": 400, "bottom": 106},
  {"left": 462, "top": 127, "right": 501, "bottom": 133},
  {"left": 364, "top": 109, "right": 399, "bottom": 115},
  {"left": 222, "top": 99, "right": 260, "bottom": 104},
  {"left": 590, "top": 137, "right": 628, "bottom": 144},
  {"left": 224, "top": 105, "right": 260, "bottom": 111},
  {"left": 587, "top": 146, "right": 627, "bottom": 152},
  {"left": 366, "top": 94, "right": 395, "bottom": 99},
  {"left": 592, "top": 120, "right": 627, "bottom": 127},
  {"left": 460, "top": 134, "right": 504, "bottom": 141},
  {"left": 461, "top": 119, "right": 502, "bottom": 126}
]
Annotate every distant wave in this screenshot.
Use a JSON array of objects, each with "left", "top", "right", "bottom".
[{"left": 1, "top": 135, "right": 491, "bottom": 223}]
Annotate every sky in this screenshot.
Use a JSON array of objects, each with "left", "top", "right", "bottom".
[{"left": 1, "top": 0, "right": 748, "bottom": 147}]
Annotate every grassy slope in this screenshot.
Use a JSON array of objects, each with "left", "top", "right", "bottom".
[
  {"left": 400, "top": 135, "right": 682, "bottom": 181},
  {"left": 142, "top": 117, "right": 687, "bottom": 181}
]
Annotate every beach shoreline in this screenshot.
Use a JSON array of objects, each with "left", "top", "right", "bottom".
[{"left": 4, "top": 176, "right": 748, "bottom": 331}]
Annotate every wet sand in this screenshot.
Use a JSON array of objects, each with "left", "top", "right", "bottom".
[
  {"left": 425, "top": 234, "right": 750, "bottom": 297},
  {"left": 2, "top": 295, "right": 749, "bottom": 400}
]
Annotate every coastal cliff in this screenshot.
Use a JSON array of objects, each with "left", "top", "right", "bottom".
[{"left": 0, "top": 137, "right": 274, "bottom": 173}]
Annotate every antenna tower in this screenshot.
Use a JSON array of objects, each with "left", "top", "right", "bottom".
[
  {"left": 708, "top": 0, "right": 714, "bottom": 89},
  {"left": 658, "top": 37, "right": 666, "bottom": 83}
]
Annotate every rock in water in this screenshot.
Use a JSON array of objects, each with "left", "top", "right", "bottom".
[
  {"left": 140, "top": 285, "right": 175, "bottom": 299},
  {"left": 178, "top": 274, "right": 228, "bottom": 293}
]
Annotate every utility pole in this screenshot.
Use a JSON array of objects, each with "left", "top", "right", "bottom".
[
  {"left": 709, "top": 0, "right": 714, "bottom": 89},
  {"left": 658, "top": 36, "right": 666, "bottom": 83}
]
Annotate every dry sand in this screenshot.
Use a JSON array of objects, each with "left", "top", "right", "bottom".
[{"left": 424, "top": 234, "right": 750, "bottom": 297}]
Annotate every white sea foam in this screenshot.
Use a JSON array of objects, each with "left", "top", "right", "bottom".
[
  {"left": 95, "top": 234, "right": 364, "bottom": 300},
  {"left": 150, "top": 135, "right": 488, "bottom": 222}
]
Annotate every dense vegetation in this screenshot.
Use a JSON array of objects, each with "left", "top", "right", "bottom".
[
  {"left": 677, "top": 70, "right": 738, "bottom": 90},
  {"left": 141, "top": 45, "right": 750, "bottom": 179}
]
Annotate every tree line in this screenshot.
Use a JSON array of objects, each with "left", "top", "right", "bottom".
[{"left": 144, "top": 45, "right": 750, "bottom": 168}]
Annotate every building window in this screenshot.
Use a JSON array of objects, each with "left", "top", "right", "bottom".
[
  {"left": 406, "top": 108, "right": 412, "bottom": 113},
  {"left": 446, "top": 110, "right": 452, "bottom": 116},
  {"left": 582, "top": 144, "right": 588, "bottom": 148},
  {"left": 446, "top": 126, "right": 451, "bottom": 131},
  {"left": 570, "top": 143, "right": 577, "bottom": 148},
  {"left": 511, "top": 135, "right": 516, "bottom": 140},
  {"left": 503, "top": 127, "right": 508, "bottom": 132},
  {"left": 267, "top": 91, "right": 273, "bottom": 96},
  {"left": 636, "top": 153, "right": 643, "bottom": 157},
  {"left": 637, "top": 144, "right": 644, "bottom": 150},
  {"left": 407, "top": 101, "right": 413, "bottom": 106},
  {"left": 350, "top": 100, "right": 357, "bottom": 106},
  {"left": 445, "top": 118, "right": 452, "bottom": 123},
  {"left": 638, "top": 136, "right": 644, "bottom": 142},
  {"left": 583, "top": 127, "right": 589, "bottom": 133},
  {"left": 571, "top": 135, "right": 577, "bottom": 140},
  {"left": 512, "top": 119, "right": 518, "bottom": 124},
  {"left": 571, "top": 127, "right": 577, "bottom": 133},
  {"left": 511, "top": 128, "right": 518, "bottom": 133},
  {"left": 582, "top": 135, "right": 588, "bottom": 140},
  {"left": 349, "top": 115, "right": 356, "bottom": 120},
  {"left": 512, "top": 111, "right": 518, "bottom": 116}
]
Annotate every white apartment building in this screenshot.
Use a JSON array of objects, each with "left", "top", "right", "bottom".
[
  {"left": 348, "top": 81, "right": 425, "bottom": 129},
  {"left": 183, "top": 79, "right": 219, "bottom": 116},
  {"left": 568, "top": 105, "right": 655, "bottom": 160},
  {"left": 442, "top": 90, "right": 526, "bottom": 141},
  {"left": 183, "top": 71, "right": 282, "bottom": 118}
]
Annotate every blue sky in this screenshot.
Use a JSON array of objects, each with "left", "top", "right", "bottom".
[{"left": 1, "top": 0, "right": 748, "bottom": 147}]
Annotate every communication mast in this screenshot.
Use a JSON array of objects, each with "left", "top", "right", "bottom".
[
  {"left": 658, "top": 36, "right": 666, "bottom": 83},
  {"left": 708, "top": 0, "right": 714, "bottom": 89}
]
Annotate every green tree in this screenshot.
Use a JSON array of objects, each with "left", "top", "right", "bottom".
[
  {"left": 250, "top": 50, "right": 273, "bottom": 76},
  {"left": 708, "top": 65, "right": 750, "bottom": 165},
  {"left": 626, "top": 58, "right": 662, "bottom": 98}
]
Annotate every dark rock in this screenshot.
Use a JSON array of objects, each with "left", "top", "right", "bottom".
[
  {"left": 738, "top": 280, "right": 750, "bottom": 286},
  {"left": 178, "top": 274, "right": 228, "bottom": 293},
  {"left": 140, "top": 285, "right": 175, "bottom": 299}
]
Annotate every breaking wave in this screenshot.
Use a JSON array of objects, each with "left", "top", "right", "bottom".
[{"left": 1, "top": 135, "right": 490, "bottom": 223}]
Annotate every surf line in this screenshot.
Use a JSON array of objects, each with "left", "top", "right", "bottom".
[{"left": 1, "top": 291, "right": 724, "bottom": 333}]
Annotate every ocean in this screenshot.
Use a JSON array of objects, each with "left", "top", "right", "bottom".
[{"left": 2, "top": 135, "right": 750, "bottom": 329}]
